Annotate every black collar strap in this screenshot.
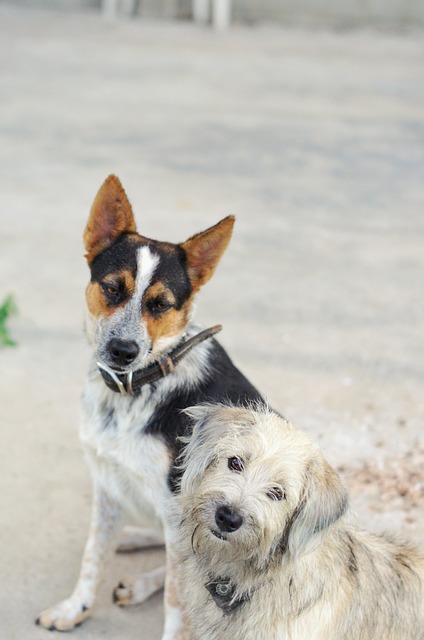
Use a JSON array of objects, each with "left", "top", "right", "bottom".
[
  {"left": 205, "top": 579, "right": 249, "bottom": 615},
  {"left": 97, "top": 324, "right": 222, "bottom": 396}
]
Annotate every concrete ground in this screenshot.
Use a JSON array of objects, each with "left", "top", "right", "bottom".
[{"left": 0, "top": 4, "right": 423, "bottom": 639}]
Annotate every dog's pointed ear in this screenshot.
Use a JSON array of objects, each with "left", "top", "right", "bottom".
[
  {"left": 181, "top": 216, "right": 235, "bottom": 292},
  {"left": 285, "top": 457, "right": 348, "bottom": 557},
  {"left": 84, "top": 175, "right": 137, "bottom": 262}
]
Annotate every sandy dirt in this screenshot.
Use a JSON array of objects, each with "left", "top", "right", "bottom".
[{"left": 0, "top": 5, "right": 423, "bottom": 639}]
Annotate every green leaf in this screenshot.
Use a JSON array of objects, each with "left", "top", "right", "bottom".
[{"left": 0, "top": 295, "right": 18, "bottom": 348}]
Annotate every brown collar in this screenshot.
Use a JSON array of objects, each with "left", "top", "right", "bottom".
[{"left": 97, "top": 324, "right": 222, "bottom": 396}]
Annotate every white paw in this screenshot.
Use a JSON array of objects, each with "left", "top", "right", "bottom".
[
  {"left": 112, "top": 566, "right": 166, "bottom": 607},
  {"left": 112, "top": 579, "right": 135, "bottom": 606},
  {"left": 36, "top": 598, "right": 91, "bottom": 631}
]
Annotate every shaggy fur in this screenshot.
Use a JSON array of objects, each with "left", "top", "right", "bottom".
[{"left": 173, "top": 405, "right": 424, "bottom": 640}]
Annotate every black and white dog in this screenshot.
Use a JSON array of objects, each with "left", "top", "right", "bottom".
[{"left": 36, "top": 175, "right": 263, "bottom": 639}]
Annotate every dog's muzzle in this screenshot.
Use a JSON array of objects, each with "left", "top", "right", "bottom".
[{"left": 97, "top": 325, "right": 223, "bottom": 396}]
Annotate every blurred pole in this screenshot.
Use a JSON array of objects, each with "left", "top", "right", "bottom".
[
  {"left": 121, "top": 0, "right": 139, "bottom": 17},
  {"left": 102, "top": 0, "right": 118, "bottom": 21},
  {"left": 102, "top": 0, "right": 139, "bottom": 19},
  {"left": 212, "top": 0, "right": 231, "bottom": 30},
  {"left": 193, "top": 0, "right": 210, "bottom": 24}
]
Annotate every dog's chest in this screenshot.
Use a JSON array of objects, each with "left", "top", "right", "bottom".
[{"left": 80, "top": 381, "right": 172, "bottom": 521}]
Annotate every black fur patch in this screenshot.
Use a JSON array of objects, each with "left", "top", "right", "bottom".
[
  {"left": 89, "top": 234, "right": 139, "bottom": 282},
  {"left": 144, "top": 339, "right": 264, "bottom": 492},
  {"left": 148, "top": 243, "right": 192, "bottom": 309}
]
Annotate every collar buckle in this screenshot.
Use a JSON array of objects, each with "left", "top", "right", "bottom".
[
  {"left": 158, "top": 354, "right": 175, "bottom": 378},
  {"left": 97, "top": 362, "right": 130, "bottom": 395}
]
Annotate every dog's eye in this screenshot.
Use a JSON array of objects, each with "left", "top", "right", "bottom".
[
  {"left": 148, "top": 297, "right": 173, "bottom": 314},
  {"left": 228, "top": 457, "right": 244, "bottom": 472},
  {"left": 101, "top": 283, "right": 120, "bottom": 299},
  {"left": 267, "top": 487, "right": 285, "bottom": 501}
]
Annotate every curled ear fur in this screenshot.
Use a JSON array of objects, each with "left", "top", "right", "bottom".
[
  {"left": 285, "top": 457, "right": 348, "bottom": 557},
  {"left": 180, "top": 404, "right": 252, "bottom": 495},
  {"left": 180, "top": 405, "right": 221, "bottom": 496}
]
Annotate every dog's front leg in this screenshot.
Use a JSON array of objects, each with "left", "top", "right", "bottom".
[
  {"left": 36, "top": 484, "right": 121, "bottom": 631},
  {"left": 162, "top": 543, "right": 189, "bottom": 640}
]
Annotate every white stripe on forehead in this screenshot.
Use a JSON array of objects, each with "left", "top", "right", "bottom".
[
  {"left": 100, "top": 245, "right": 158, "bottom": 352},
  {"left": 135, "top": 245, "right": 159, "bottom": 299}
]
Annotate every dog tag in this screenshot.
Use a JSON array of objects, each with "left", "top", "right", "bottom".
[
  {"left": 215, "top": 582, "right": 232, "bottom": 597},
  {"left": 205, "top": 579, "right": 248, "bottom": 614}
]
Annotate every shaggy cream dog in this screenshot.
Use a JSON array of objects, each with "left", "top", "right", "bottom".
[{"left": 173, "top": 405, "right": 424, "bottom": 640}]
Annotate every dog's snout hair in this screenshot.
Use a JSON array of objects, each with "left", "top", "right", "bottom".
[{"left": 175, "top": 404, "right": 424, "bottom": 640}]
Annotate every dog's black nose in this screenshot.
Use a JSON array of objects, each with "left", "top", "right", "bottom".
[
  {"left": 215, "top": 505, "right": 243, "bottom": 533},
  {"left": 108, "top": 339, "right": 139, "bottom": 367}
]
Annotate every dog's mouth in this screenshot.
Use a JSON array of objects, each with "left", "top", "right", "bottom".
[{"left": 211, "top": 529, "right": 227, "bottom": 541}]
